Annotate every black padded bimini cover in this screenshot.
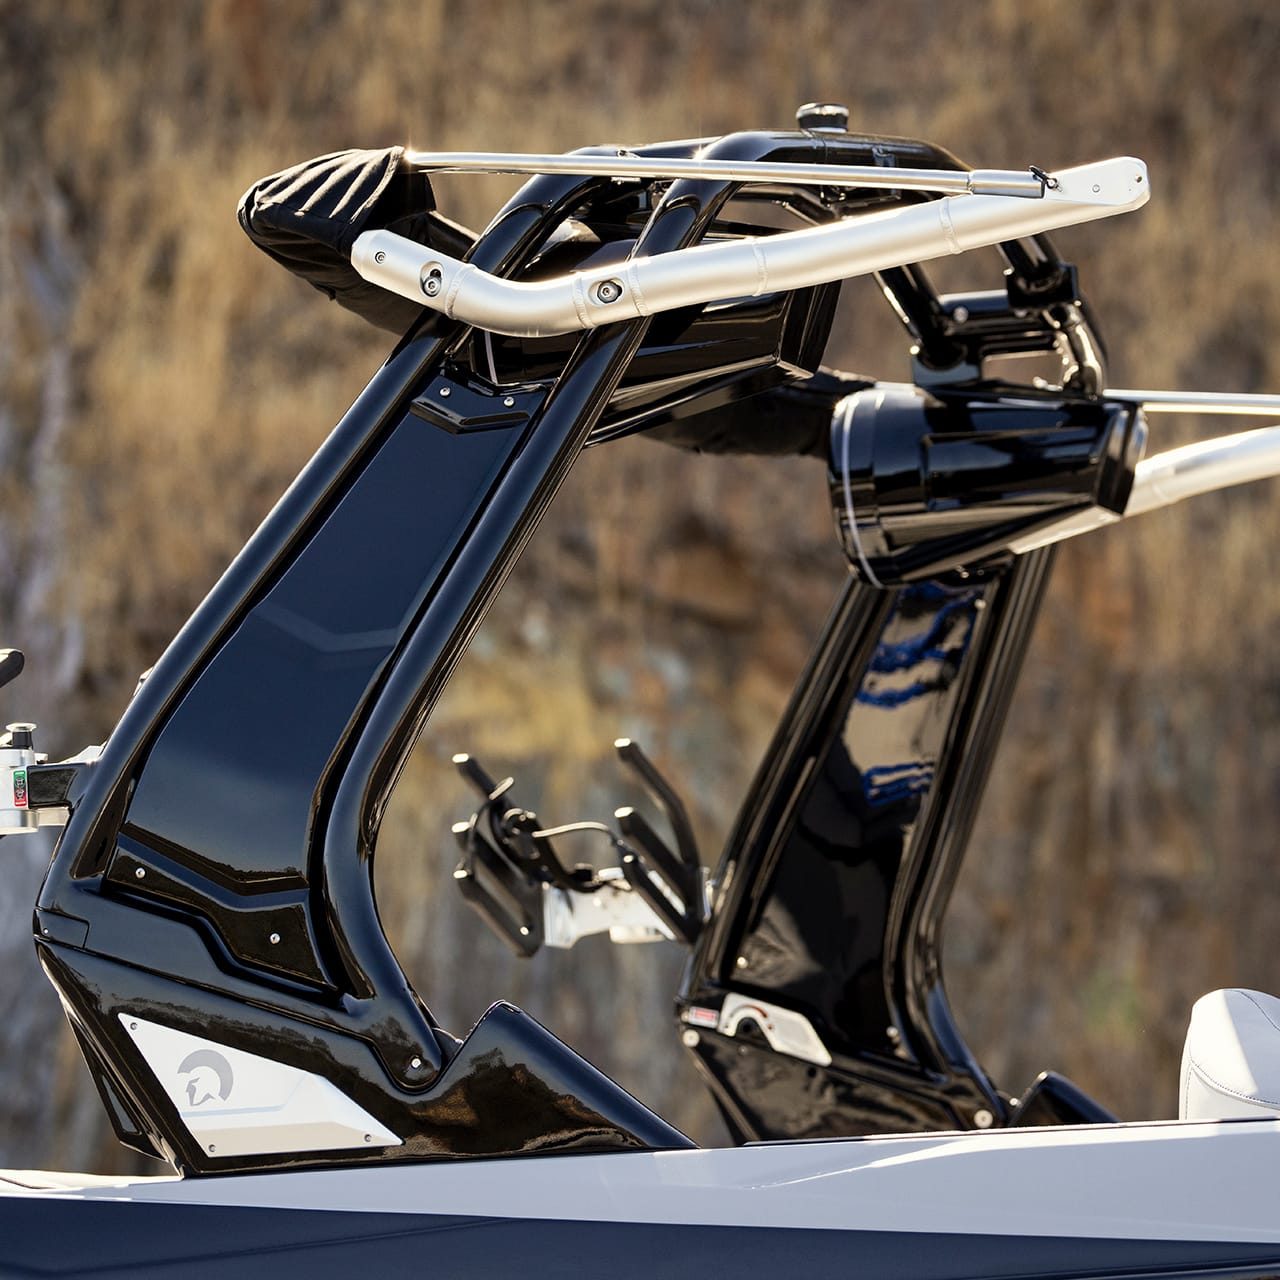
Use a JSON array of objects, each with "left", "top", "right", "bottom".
[
  {"left": 238, "top": 147, "right": 851, "bottom": 457},
  {"left": 238, "top": 146, "right": 474, "bottom": 334}
]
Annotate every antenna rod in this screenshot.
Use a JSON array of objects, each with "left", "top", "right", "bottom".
[
  {"left": 403, "top": 149, "right": 1048, "bottom": 198},
  {"left": 1106, "top": 390, "right": 1280, "bottom": 417}
]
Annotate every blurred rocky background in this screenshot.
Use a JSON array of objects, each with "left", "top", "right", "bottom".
[{"left": 1, "top": 0, "right": 1278, "bottom": 1172}]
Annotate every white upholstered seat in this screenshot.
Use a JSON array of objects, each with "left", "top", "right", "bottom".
[{"left": 1180, "top": 988, "right": 1280, "bottom": 1120}]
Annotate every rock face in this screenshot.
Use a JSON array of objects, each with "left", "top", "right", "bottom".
[{"left": 2, "top": 2, "right": 1280, "bottom": 1172}]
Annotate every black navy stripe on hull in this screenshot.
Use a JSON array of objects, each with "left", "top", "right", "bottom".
[{"left": 3, "top": 1198, "right": 1280, "bottom": 1279}]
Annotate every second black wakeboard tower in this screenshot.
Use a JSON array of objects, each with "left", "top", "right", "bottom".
[{"left": 3, "top": 108, "right": 1280, "bottom": 1175}]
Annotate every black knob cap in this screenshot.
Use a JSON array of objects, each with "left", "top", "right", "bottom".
[{"left": 796, "top": 102, "right": 849, "bottom": 132}]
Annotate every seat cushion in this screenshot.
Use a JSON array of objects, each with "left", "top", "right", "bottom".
[{"left": 1181, "top": 988, "right": 1280, "bottom": 1120}]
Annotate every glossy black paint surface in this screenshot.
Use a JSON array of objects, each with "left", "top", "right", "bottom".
[
  {"left": 831, "top": 386, "right": 1144, "bottom": 584},
  {"left": 38, "top": 127, "right": 904, "bottom": 1174},
  {"left": 42, "top": 942, "right": 689, "bottom": 1173},
  {"left": 680, "top": 549, "right": 1110, "bottom": 1138},
  {"left": 30, "top": 122, "right": 1134, "bottom": 1173}
]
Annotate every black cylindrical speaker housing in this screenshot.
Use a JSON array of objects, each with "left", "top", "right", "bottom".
[{"left": 830, "top": 385, "right": 1145, "bottom": 585}]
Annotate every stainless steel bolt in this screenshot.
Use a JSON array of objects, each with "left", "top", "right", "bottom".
[
  {"left": 410, "top": 1056, "right": 423, "bottom": 1070},
  {"left": 952, "top": 305, "right": 970, "bottom": 324},
  {"left": 439, "top": 387, "right": 451, "bottom": 397},
  {"left": 420, "top": 263, "right": 443, "bottom": 297},
  {"left": 681, "top": 1029, "right": 701, "bottom": 1048},
  {"left": 135, "top": 867, "right": 146, "bottom": 879},
  {"left": 973, "top": 1108, "right": 994, "bottom": 1129},
  {"left": 503, "top": 396, "right": 516, "bottom": 407},
  {"left": 736, "top": 955, "right": 749, "bottom": 969},
  {"left": 269, "top": 932, "right": 281, "bottom": 945},
  {"left": 594, "top": 279, "right": 624, "bottom": 305}
]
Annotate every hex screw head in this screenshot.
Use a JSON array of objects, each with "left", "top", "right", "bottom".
[
  {"left": 593, "top": 279, "right": 624, "bottom": 305},
  {"left": 134, "top": 867, "right": 146, "bottom": 879},
  {"left": 420, "top": 262, "right": 444, "bottom": 297}
]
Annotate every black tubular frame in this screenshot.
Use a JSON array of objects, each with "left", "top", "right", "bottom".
[{"left": 30, "top": 125, "right": 1121, "bottom": 1174}]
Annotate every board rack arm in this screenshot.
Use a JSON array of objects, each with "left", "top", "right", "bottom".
[{"left": 351, "top": 157, "right": 1148, "bottom": 338}]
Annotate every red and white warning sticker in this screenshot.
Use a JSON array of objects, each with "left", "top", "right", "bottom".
[{"left": 682, "top": 1006, "right": 719, "bottom": 1028}]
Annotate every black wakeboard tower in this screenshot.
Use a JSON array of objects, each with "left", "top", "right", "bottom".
[{"left": 3, "top": 107, "right": 1279, "bottom": 1177}]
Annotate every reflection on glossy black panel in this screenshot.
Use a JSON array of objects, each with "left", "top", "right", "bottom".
[
  {"left": 733, "top": 582, "right": 982, "bottom": 1055},
  {"left": 40, "top": 943, "right": 691, "bottom": 1173},
  {"left": 125, "top": 417, "right": 523, "bottom": 883},
  {"left": 691, "top": 1031, "right": 966, "bottom": 1141},
  {"left": 682, "top": 554, "right": 1099, "bottom": 1136}
]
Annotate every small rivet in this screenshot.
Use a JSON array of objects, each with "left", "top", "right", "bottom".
[
  {"left": 974, "top": 1108, "right": 994, "bottom": 1129},
  {"left": 134, "top": 867, "right": 146, "bottom": 879},
  {"left": 374, "top": 250, "right": 386, "bottom": 265},
  {"left": 519, "top": 926, "right": 530, "bottom": 936},
  {"left": 681, "top": 1029, "right": 701, "bottom": 1048},
  {"left": 952, "top": 305, "right": 970, "bottom": 324},
  {"left": 269, "top": 932, "right": 281, "bottom": 945},
  {"left": 1092, "top": 184, "right": 1101, "bottom": 193},
  {"left": 410, "top": 1056, "right": 423, "bottom": 1070},
  {"left": 130, "top": 1021, "right": 138, "bottom": 1031},
  {"left": 41, "top": 928, "right": 49, "bottom": 936},
  {"left": 208, "top": 1144, "right": 217, "bottom": 1153},
  {"left": 439, "top": 386, "right": 451, "bottom": 398},
  {"left": 364, "top": 1133, "right": 373, "bottom": 1143},
  {"left": 503, "top": 396, "right": 515, "bottom": 407},
  {"left": 735, "top": 955, "right": 749, "bottom": 969}
]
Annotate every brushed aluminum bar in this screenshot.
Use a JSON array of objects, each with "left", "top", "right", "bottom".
[
  {"left": 1010, "top": 425, "right": 1280, "bottom": 552},
  {"left": 1105, "top": 390, "right": 1280, "bottom": 417},
  {"left": 403, "top": 149, "right": 1046, "bottom": 197},
  {"left": 353, "top": 157, "right": 1148, "bottom": 339}
]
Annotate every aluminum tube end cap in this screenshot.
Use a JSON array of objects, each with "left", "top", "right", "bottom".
[{"left": 1047, "top": 157, "right": 1150, "bottom": 210}]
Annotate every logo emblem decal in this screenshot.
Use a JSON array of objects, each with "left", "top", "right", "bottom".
[{"left": 177, "top": 1048, "right": 234, "bottom": 1107}]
